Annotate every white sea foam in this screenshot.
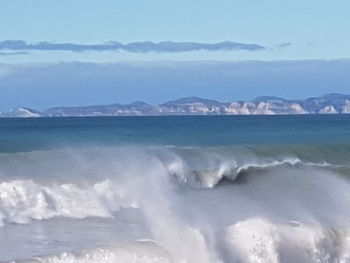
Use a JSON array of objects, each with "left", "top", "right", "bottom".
[
  {"left": 221, "top": 218, "right": 350, "bottom": 263},
  {"left": 20, "top": 241, "right": 172, "bottom": 263},
  {"left": 14, "top": 219, "right": 350, "bottom": 263},
  {"left": 0, "top": 179, "right": 134, "bottom": 227}
]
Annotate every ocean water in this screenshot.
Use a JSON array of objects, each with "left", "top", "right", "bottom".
[{"left": 1, "top": 115, "right": 350, "bottom": 262}]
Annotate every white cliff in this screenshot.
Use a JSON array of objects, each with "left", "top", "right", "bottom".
[{"left": 319, "top": 105, "right": 337, "bottom": 114}]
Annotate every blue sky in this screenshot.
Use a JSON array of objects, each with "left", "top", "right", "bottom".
[
  {"left": 1, "top": 0, "right": 350, "bottom": 109},
  {"left": 2, "top": 60, "right": 350, "bottom": 110},
  {"left": 1, "top": 0, "right": 350, "bottom": 62}
]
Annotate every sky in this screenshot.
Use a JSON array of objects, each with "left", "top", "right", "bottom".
[{"left": 1, "top": 0, "right": 350, "bottom": 110}]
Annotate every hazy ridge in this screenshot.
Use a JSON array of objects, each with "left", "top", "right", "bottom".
[{"left": 2, "top": 93, "right": 350, "bottom": 117}]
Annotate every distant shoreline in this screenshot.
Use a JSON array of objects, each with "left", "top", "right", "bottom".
[{"left": 2, "top": 93, "right": 350, "bottom": 118}]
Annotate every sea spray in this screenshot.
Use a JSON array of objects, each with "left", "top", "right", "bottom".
[{"left": 1, "top": 129, "right": 350, "bottom": 262}]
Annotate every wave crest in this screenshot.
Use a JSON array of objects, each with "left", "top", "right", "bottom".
[{"left": 167, "top": 156, "right": 331, "bottom": 188}]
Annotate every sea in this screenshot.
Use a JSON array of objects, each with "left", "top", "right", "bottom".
[{"left": 1, "top": 115, "right": 350, "bottom": 262}]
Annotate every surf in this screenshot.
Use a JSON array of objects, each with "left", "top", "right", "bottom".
[{"left": 1, "top": 145, "right": 350, "bottom": 262}]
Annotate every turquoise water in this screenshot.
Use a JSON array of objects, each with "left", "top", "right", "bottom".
[{"left": 1, "top": 115, "right": 350, "bottom": 262}]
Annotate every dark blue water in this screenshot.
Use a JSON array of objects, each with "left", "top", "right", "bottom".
[{"left": 2, "top": 115, "right": 350, "bottom": 152}]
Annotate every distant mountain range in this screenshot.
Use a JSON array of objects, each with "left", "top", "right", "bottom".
[{"left": 2, "top": 93, "right": 350, "bottom": 117}]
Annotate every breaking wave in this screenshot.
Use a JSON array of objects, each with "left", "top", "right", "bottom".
[
  {"left": 1, "top": 145, "right": 350, "bottom": 262},
  {"left": 0, "top": 146, "right": 343, "bottom": 227},
  {"left": 168, "top": 156, "right": 333, "bottom": 188},
  {"left": 0, "top": 179, "right": 135, "bottom": 227}
]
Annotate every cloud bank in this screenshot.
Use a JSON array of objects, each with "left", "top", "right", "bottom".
[{"left": 0, "top": 40, "right": 265, "bottom": 53}]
